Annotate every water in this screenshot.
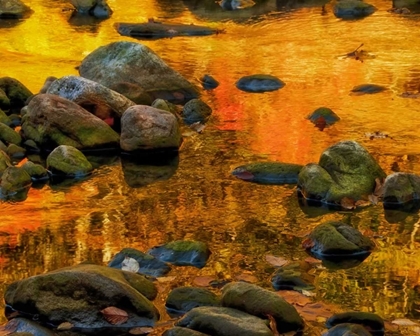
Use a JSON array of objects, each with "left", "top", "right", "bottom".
[{"left": 1, "top": 0, "right": 420, "bottom": 333}]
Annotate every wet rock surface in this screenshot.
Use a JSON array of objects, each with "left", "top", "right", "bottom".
[
  {"left": 46, "top": 145, "right": 93, "bottom": 177},
  {"left": 236, "top": 74, "right": 285, "bottom": 92},
  {"left": 326, "top": 311, "right": 385, "bottom": 334},
  {"left": 166, "top": 287, "right": 220, "bottom": 316}
]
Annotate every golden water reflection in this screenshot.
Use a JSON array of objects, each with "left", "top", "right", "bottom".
[{"left": 1, "top": 0, "right": 420, "bottom": 333}]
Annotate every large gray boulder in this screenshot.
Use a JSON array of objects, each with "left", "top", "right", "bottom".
[
  {"left": 221, "top": 282, "right": 304, "bottom": 334},
  {"left": 120, "top": 105, "right": 182, "bottom": 152},
  {"left": 0, "top": 0, "right": 32, "bottom": 19},
  {"left": 5, "top": 264, "right": 159, "bottom": 329},
  {"left": 21, "top": 94, "right": 120, "bottom": 151},
  {"left": 298, "top": 141, "right": 386, "bottom": 206},
  {"left": 47, "top": 75, "right": 135, "bottom": 122},
  {"left": 79, "top": 41, "right": 199, "bottom": 103}
]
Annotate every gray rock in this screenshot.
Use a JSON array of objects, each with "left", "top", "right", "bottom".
[
  {"left": 79, "top": 41, "right": 199, "bottom": 102},
  {"left": 176, "top": 306, "right": 273, "bottom": 336},
  {"left": 166, "top": 287, "right": 220, "bottom": 316},
  {"left": 109, "top": 82, "right": 153, "bottom": 106},
  {"left": 47, "top": 75, "right": 135, "bottom": 121},
  {"left": 120, "top": 105, "right": 182, "bottom": 152},
  {"left": 46, "top": 145, "right": 93, "bottom": 177},
  {"left": 221, "top": 282, "right": 304, "bottom": 333},
  {"left": 333, "top": 0, "right": 376, "bottom": 19}
]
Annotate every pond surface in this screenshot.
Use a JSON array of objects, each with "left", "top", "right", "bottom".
[{"left": 2, "top": 0, "right": 420, "bottom": 334}]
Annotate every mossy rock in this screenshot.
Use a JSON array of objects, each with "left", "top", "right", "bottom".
[
  {"left": 182, "top": 99, "right": 212, "bottom": 125},
  {"left": 0, "top": 108, "right": 12, "bottom": 126},
  {"left": 0, "top": 89, "right": 10, "bottom": 110},
  {"left": 305, "top": 221, "right": 375, "bottom": 257},
  {"left": 333, "top": 0, "right": 376, "bottom": 18},
  {"left": 46, "top": 145, "right": 93, "bottom": 177},
  {"left": 5, "top": 263, "right": 159, "bottom": 329},
  {"left": 326, "top": 311, "right": 384, "bottom": 333},
  {"left": 236, "top": 74, "right": 285, "bottom": 93},
  {"left": 0, "top": 77, "right": 33, "bottom": 108},
  {"left": 21, "top": 161, "right": 48, "bottom": 181},
  {"left": 0, "top": 166, "right": 32, "bottom": 195},
  {"left": 221, "top": 282, "right": 304, "bottom": 333},
  {"left": 166, "top": 287, "right": 220, "bottom": 316},
  {"left": 298, "top": 163, "right": 334, "bottom": 201},
  {"left": 108, "top": 247, "right": 171, "bottom": 277},
  {"left": 0, "top": 150, "right": 12, "bottom": 176},
  {"left": 6, "top": 144, "right": 26, "bottom": 160},
  {"left": 271, "top": 262, "right": 315, "bottom": 291},
  {"left": 148, "top": 240, "right": 211, "bottom": 268},
  {"left": 0, "top": 123, "right": 21, "bottom": 145},
  {"left": 232, "top": 161, "right": 303, "bottom": 184},
  {"left": 382, "top": 172, "right": 420, "bottom": 205}
]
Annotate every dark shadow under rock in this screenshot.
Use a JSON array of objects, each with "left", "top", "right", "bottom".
[{"left": 326, "top": 312, "right": 384, "bottom": 335}]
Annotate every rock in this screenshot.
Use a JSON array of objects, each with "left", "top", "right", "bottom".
[
  {"left": 79, "top": 41, "right": 199, "bottom": 103},
  {"left": 200, "top": 74, "right": 219, "bottom": 90},
  {"left": 47, "top": 75, "right": 135, "bottom": 122},
  {"left": 163, "top": 327, "right": 210, "bottom": 336},
  {"left": 0, "top": 108, "right": 12, "bottom": 126},
  {"left": 181, "top": 99, "right": 212, "bottom": 125},
  {"left": 236, "top": 74, "right": 285, "bottom": 93},
  {"left": 21, "top": 94, "right": 120, "bottom": 150},
  {"left": 0, "top": 166, "right": 32, "bottom": 195},
  {"left": 232, "top": 162, "right": 303, "bottom": 184},
  {"left": 271, "top": 261, "right": 315, "bottom": 291},
  {"left": 0, "top": 89, "right": 10, "bottom": 110},
  {"left": 108, "top": 247, "right": 171, "bottom": 277},
  {"left": 151, "top": 99, "right": 180, "bottom": 116},
  {"left": 381, "top": 172, "right": 420, "bottom": 206},
  {"left": 221, "top": 282, "right": 304, "bottom": 333},
  {"left": 326, "top": 312, "right": 384, "bottom": 334},
  {"left": 0, "top": 140, "right": 7, "bottom": 152},
  {"left": 6, "top": 143, "right": 25, "bottom": 160},
  {"left": 333, "top": 0, "right": 376, "bottom": 19},
  {"left": 0, "top": 318, "right": 56, "bottom": 336},
  {"left": 351, "top": 84, "right": 386, "bottom": 94},
  {"left": 70, "top": 0, "right": 113, "bottom": 18},
  {"left": 23, "top": 139, "right": 40, "bottom": 152},
  {"left": 392, "top": 0, "right": 420, "bottom": 12},
  {"left": 8, "top": 113, "right": 21, "bottom": 127},
  {"left": 21, "top": 161, "right": 48, "bottom": 181},
  {"left": 46, "top": 145, "right": 93, "bottom": 177},
  {"left": 307, "top": 107, "right": 340, "bottom": 131},
  {"left": 39, "top": 76, "right": 57, "bottom": 94},
  {"left": 120, "top": 105, "right": 182, "bottom": 152},
  {"left": 0, "top": 0, "right": 32, "bottom": 19},
  {"left": 326, "top": 323, "right": 373, "bottom": 336},
  {"left": 4, "top": 263, "right": 159, "bottom": 329},
  {"left": 0, "top": 150, "right": 12, "bottom": 177},
  {"left": 304, "top": 221, "right": 375, "bottom": 258},
  {"left": 116, "top": 21, "right": 220, "bottom": 39},
  {"left": 166, "top": 287, "right": 220, "bottom": 316},
  {"left": 0, "top": 123, "right": 21, "bottom": 145},
  {"left": 0, "top": 77, "right": 32, "bottom": 109},
  {"left": 298, "top": 141, "right": 386, "bottom": 205},
  {"left": 176, "top": 306, "right": 273, "bottom": 336},
  {"left": 220, "top": 0, "right": 256, "bottom": 10},
  {"left": 109, "top": 82, "right": 153, "bottom": 106},
  {"left": 148, "top": 240, "right": 211, "bottom": 268}
]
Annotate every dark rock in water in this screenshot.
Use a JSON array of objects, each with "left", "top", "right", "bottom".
[
  {"left": 351, "top": 84, "right": 386, "bottom": 95},
  {"left": 182, "top": 99, "right": 212, "bottom": 125},
  {"left": 163, "top": 327, "right": 210, "bottom": 336},
  {"left": 221, "top": 282, "right": 304, "bottom": 333},
  {"left": 326, "top": 312, "right": 384, "bottom": 335},
  {"left": 0, "top": 318, "right": 55, "bottom": 336},
  {"left": 70, "top": 0, "right": 113, "bottom": 19},
  {"left": 303, "top": 221, "right": 375, "bottom": 258},
  {"left": 108, "top": 247, "right": 171, "bottom": 277},
  {"left": 46, "top": 145, "right": 93, "bottom": 177},
  {"left": 333, "top": 0, "right": 376, "bottom": 19},
  {"left": 200, "top": 74, "right": 219, "bottom": 90},
  {"left": 271, "top": 261, "right": 315, "bottom": 291},
  {"left": 382, "top": 172, "right": 420, "bottom": 206},
  {"left": 176, "top": 306, "right": 273, "bottom": 336},
  {"left": 307, "top": 107, "right": 340, "bottom": 131},
  {"left": 0, "top": 77, "right": 32, "bottom": 110},
  {"left": 21, "top": 161, "right": 49, "bottom": 181},
  {"left": 166, "top": 287, "right": 220, "bottom": 316},
  {"left": 326, "top": 323, "right": 373, "bottom": 336},
  {"left": 232, "top": 161, "right": 303, "bottom": 185},
  {"left": 116, "top": 21, "right": 220, "bottom": 39},
  {"left": 220, "top": 0, "right": 256, "bottom": 10},
  {"left": 4, "top": 263, "right": 159, "bottom": 329},
  {"left": 236, "top": 74, "right": 285, "bottom": 93},
  {"left": 0, "top": 0, "right": 32, "bottom": 19},
  {"left": 148, "top": 240, "right": 211, "bottom": 268}
]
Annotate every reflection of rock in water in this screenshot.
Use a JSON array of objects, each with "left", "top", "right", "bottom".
[
  {"left": 121, "top": 152, "right": 179, "bottom": 188},
  {"left": 383, "top": 201, "right": 420, "bottom": 224}
]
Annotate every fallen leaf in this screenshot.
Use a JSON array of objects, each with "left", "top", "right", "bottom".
[
  {"left": 365, "top": 131, "right": 392, "bottom": 140},
  {"left": 265, "top": 255, "right": 289, "bottom": 267},
  {"left": 304, "top": 257, "right": 322, "bottom": 265},
  {"left": 340, "top": 197, "right": 356, "bottom": 210},
  {"left": 189, "top": 122, "right": 206, "bottom": 133},
  {"left": 302, "top": 238, "right": 315, "bottom": 249},
  {"left": 314, "top": 116, "right": 327, "bottom": 131},
  {"left": 277, "top": 290, "right": 311, "bottom": 307},
  {"left": 301, "top": 289, "right": 316, "bottom": 297},
  {"left": 392, "top": 318, "right": 419, "bottom": 326},
  {"left": 368, "top": 194, "right": 379, "bottom": 205},
  {"left": 298, "top": 302, "right": 338, "bottom": 322},
  {"left": 101, "top": 306, "right": 129, "bottom": 325},
  {"left": 193, "top": 276, "right": 217, "bottom": 287},
  {"left": 361, "top": 228, "right": 375, "bottom": 237},
  {"left": 235, "top": 273, "right": 258, "bottom": 283},
  {"left": 122, "top": 257, "right": 140, "bottom": 273},
  {"left": 373, "top": 177, "right": 384, "bottom": 197},
  {"left": 57, "top": 322, "right": 73, "bottom": 330},
  {"left": 266, "top": 314, "right": 280, "bottom": 335},
  {"left": 129, "top": 327, "right": 153, "bottom": 335},
  {"left": 156, "top": 276, "right": 176, "bottom": 283}
]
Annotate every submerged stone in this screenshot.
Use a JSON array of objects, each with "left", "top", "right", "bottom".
[
  {"left": 148, "top": 240, "right": 211, "bottom": 268},
  {"left": 182, "top": 99, "right": 212, "bottom": 125},
  {"left": 166, "top": 287, "right": 220, "bottom": 316},
  {"left": 0, "top": 318, "right": 55, "bottom": 336},
  {"left": 236, "top": 74, "right": 285, "bottom": 93},
  {"left": 326, "top": 312, "right": 384, "bottom": 334},
  {"left": 200, "top": 74, "right": 219, "bottom": 89},
  {"left": 271, "top": 262, "right": 315, "bottom": 291},
  {"left": 232, "top": 161, "right": 303, "bottom": 185},
  {"left": 307, "top": 107, "right": 340, "bottom": 131}
]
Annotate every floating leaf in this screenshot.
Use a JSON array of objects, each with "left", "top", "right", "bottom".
[
  {"left": 57, "top": 322, "right": 74, "bottom": 330},
  {"left": 304, "top": 257, "right": 322, "bottom": 265},
  {"left": 340, "top": 197, "right": 356, "bottom": 210},
  {"left": 235, "top": 273, "right": 258, "bottom": 283},
  {"left": 156, "top": 276, "right": 176, "bottom": 283},
  {"left": 392, "top": 318, "right": 419, "bottom": 326},
  {"left": 101, "top": 306, "right": 129, "bottom": 325},
  {"left": 193, "top": 276, "right": 217, "bottom": 287},
  {"left": 122, "top": 257, "right": 140, "bottom": 273},
  {"left": 301, "top": 289, "right": 316, "bottom": 297},
  {"left": 129, "top": 327, "right": 154, "bottom": 335},
  {"left": 265, "top": 255, "right": 289, "bottom": 267}
]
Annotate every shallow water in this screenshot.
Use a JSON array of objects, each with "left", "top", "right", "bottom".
[{"left": 2, "top": 0, "right": 420, "bottom": 334}]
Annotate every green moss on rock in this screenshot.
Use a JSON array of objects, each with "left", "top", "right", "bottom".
[
  {"left": 0, "top": 123, "right": 21, "bottom": 145},
  {"left": 0, "top": 166, "right": 32, "bottom": 195},
  {"left": 46, "top": 145, "right": 93, "bottom": 177}
]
